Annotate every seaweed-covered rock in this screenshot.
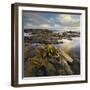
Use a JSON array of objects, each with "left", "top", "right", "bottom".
[{"left": 24, "top": 44, "right": 79, "bottom": 77}]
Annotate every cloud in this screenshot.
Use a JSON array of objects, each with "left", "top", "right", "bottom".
[
  {"left": 24, "top": 23, "right": 33, "bottom": 29},
  {"left": 39, "top": 24, "right": 51, "bottom": 29},
  {"left": 60, "top": 15, "right": 72, "bottom": 23},
  {"left": 24, "top": 23, "right": 51, "bottom": 29},
  {"left": 58, "top": 14, "right": 80, "bottom": 27},
  {"left": 23, "top": 11, "right": 80, "bottom": 31}
]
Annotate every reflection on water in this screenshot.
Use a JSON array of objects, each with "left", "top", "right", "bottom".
[
  {"left": 53, "top": 38, "right": 80, "bottom": 47},
  {"left": 31, "top": 37, "right": 80, "bottom": 57},
  {"left": 59, "top": 37, "right": 80, "bottom": 62},
  {"left": 31, "top": 37, "right": 80, "bottom": 51},
  {"left": 54, "top": 37, "right": 80, "bottom": 57}
]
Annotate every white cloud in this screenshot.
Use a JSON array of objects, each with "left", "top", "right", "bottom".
[
  {"left": 60, "top": 15, "right": 72, "bottom": 23},
  {"left": 24, "top": 23, "right": 33, "bottom": 29},
  {"left": 39, "top": 24, "right": 51, "bottom": 29},
  {"left": 54, "top": 24, "right": 60, "bottom": 28},
  {"left": 58, "top": 14, "right": 80, "bottom": 27}
]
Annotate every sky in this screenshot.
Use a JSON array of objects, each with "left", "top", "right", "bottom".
[{"left": 22, "top": 11, "right": 80, "bottom": 31}]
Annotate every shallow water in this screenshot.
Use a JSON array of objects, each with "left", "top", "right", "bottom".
[
  {"left": 52, "top": 37, "right": 80, "bottom": 58},
  {"left": 31, "top": 37, "right": 80, "bottom": 56},
  {"left": 53, "top": 38, "right": 80, "bottom": 48}
]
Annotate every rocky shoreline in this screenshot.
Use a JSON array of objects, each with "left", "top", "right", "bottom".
[{"left": 24, "top": 44, "right": 80, "bottom": 77}]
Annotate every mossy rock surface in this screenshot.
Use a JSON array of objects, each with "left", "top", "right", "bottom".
[{"left": 24, "top": 44, "right": 80, "bottom": 77}]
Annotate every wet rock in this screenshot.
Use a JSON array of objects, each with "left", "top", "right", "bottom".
[{"left": 24, "top": 44, "right": 79, "bottom": 77}]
